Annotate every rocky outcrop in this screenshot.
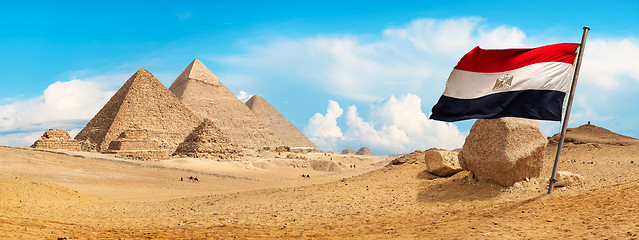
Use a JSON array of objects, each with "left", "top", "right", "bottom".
[
  {"left": 31, "top": 129, "right": 81, "bottom": 151},
  {"left": 389, "top": 150, "right": 425, "bottom": 165},
  {"left": 459, "top": 117, "right": 547, "bottom": 186},
  {"left": 355, "top": 147, "right": 374, "bottom": 156},
  {"left": 424, "top": 149, "right": 462, "bottom": 177},
  {"left": 555, "top": 171, "right": 585, "bottom": 187}
]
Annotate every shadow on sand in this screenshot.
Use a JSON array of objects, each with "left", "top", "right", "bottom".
[{"left": 416, "top": 171, "right": 503, "bottom": 203}]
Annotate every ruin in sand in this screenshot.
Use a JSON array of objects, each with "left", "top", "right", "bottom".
[
  {"left": 74, "top": 69, "right": 202, "bottom": 152},
  {"left": 245, "top": 95, "right": 317, "bottom": 149},
  {"left": 168, "top": 59, "right": 283, "bottom": 149}
]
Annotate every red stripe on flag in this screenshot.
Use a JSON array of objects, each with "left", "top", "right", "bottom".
[{"left": 454, "top": 43, "right": 579, "bottom": 73}]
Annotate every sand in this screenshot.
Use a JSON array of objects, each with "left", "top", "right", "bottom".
[{"left": 1, "top": 139, "right": 639, "bottom": 239}]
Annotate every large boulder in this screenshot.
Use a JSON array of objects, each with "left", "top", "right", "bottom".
[
  {"left": 424, "top": 149, "right": 462, "bottom": 177},
  {"left": 459, "top": 117, "right": 547, "bottom": 186},
  {"left": 555, "top": 171, "right": 585, "bottom": 187}
]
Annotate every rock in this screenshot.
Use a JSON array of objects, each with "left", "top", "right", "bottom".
[
  {"left": 459, "top": 117, "right": 548, "bottom": 187},
  {"left": 355, "top": 147, "right": 374, "bottom": 156},
  {"left": 341, "top": 148, "right": 356, "bottom": 155},
  {"left": 275, "top": 146, "right": 291, "bottom": 152},
  {"left": 424, "top": 149, "right": 462, "bottom": 177},
  {"left": 555, "top": 171, "right": 585, "bottom": 187},
  {"left": 389, "top": 150, "right": 424, "bottom": 165}
]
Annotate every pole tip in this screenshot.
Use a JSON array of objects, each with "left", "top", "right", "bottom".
[{"left": 583, "top": 26, "right": 590, "bottom": 30}]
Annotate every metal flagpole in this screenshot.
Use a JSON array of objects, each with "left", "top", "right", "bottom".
[{"left": 548, "top": 26, "right": 590, "bottom": 194}]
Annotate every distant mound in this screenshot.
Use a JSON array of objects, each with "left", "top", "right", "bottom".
[
  {"left": 549, "top": 123, "right": 639, "bottom": 146},
  {"left": 341, "top": 148, "right": 356, "bottom": 155},
  {"left": 356, "top": 147, "right": 374, "bottom": 156}
]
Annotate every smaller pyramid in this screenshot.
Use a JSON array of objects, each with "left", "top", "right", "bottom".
[
  {"left": 245, "top": 95, "right": 317, "bottom": 149},
  {"left": 104, "top": 125, "right": 169, "bottom": 160},
  {"left": 31, "top": 129, "right": 81, "bottom": 151},
  {"left": 173, "top": 119, "right": 242, "bottom": 159},
  {"left": 355, "top": 147, "right": 374, "bottom": 156}
]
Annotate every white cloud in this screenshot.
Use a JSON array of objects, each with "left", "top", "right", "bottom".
[
  {"left": 0, "top": 78, "right": 116, "bottom": 146},
  {"left": 580, "top": 38, "right": 639, "bottom": 90},
  {"left": 219, "top": 17, "right": 528, "bottom": 102},
  {"left": 236, "top": 90, "right": 253, "bottom": 102},
  {"left": 305, "top": 95, "right": 466, "bottom": 155},
  {"left": 305, "top": 100, "right": 344, "bottom": 150}
]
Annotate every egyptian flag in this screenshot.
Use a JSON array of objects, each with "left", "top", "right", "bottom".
[{"left": 430, "top": 43, "right": 580, "bottom": 122}]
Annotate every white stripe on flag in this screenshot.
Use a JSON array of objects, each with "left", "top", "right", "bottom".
[{"left": 443, "top": 62, "right": 574, "bottom": 99}]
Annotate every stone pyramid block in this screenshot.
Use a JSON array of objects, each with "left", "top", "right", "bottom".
[
  {"left": 31, "top": 129, "right": 81, "bottom": 151},
  {"left": 104, "top": 125, "right": 169, "bottom": 160},
  {"left": 173, "top": 118, "right": 241, "bottom": 159},
  {"left": 169, "top": 59, "right": 283, "bottom": 149},
  {"left": 245, "top": 95, "right": 317, "bottom": 149},
  {"left": 75, "top": 69, "right": 202, "bottom": 151}
]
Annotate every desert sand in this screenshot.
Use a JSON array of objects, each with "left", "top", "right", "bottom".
[{"left": 2, "top": 124, "right": 639, "bottom": 239}]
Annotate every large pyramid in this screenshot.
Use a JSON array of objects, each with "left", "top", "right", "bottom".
[
  {"left": 75, "top": 69, "right": 202, "bottom": 151},
  {"left": 245, "top": 95, "right": 317, "bottom": 149},
  {"left": 168, "top": 59, "right": 283, "bottom": 149}
]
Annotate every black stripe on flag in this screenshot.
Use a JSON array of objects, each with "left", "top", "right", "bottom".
[{"left": 430, "top": 90, "right": 566, "bottom": 122}]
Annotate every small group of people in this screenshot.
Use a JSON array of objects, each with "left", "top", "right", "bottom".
[
  {"left": 301, "top": 174, "right": 311, "bottom": 178},
  {"left": 349, "top": 164, "right": 356, "bottom": 168},
  {"left": 181, "top": 176, "right": 199, "bottom": 182}
]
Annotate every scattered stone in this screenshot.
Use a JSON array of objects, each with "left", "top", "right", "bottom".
[
  {"left": 555, "top": 171, "right": 585, "bottom": 187},
  {"left": 459, "top": 117, "right": 548, "bottom": 187},
  {"left": 31, "top": 129, "right": 81, "bottom": 151},
  {"left": 341, "top": 148, "right": 356, "bottom": 155},
  {"left": 355, "top": 147, "right": 374, "bottom": 156},
  {"left": 274, "top": 146, "right": 291, "bottom": 152},
  {"left": 424, "top": 149, "right": 462, "bottom": 177}
]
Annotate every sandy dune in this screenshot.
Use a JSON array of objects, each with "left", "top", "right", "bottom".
[{"left": 2, "top": 126, "right": 639, "bottom": 239}]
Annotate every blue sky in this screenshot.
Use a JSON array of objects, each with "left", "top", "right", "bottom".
[{"left": 1, "top": 1, "right": 638, "bottom": 154}]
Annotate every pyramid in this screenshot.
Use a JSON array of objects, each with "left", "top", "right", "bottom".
[
  {"left": 31, "top": 129, "right": 81, "bottom": 151},
  {"left": 173, "top": 119, "right": 241, "bottom": 159},
  {"left": 169, "top": 59, "right": 283, "bottom": 149},
  {"left": 245, "top": 95, "right": 317, "bottom": 149},
  {"left": 104, "top": 124, "right": 169, "bottom": 160},
  {"left": 75, "top": 69, "right": 202, "bottom": 151}
]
